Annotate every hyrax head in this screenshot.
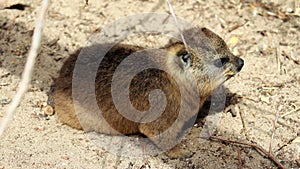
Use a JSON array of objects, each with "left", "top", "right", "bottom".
[{"left": 166, "top": 27, "right": 244, "bottom": 97}]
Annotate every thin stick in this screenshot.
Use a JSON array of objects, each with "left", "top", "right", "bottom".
[
  {"left": 276, "top": 47, "right": 281, "bottom": 74},
  {"left": 208, "top": 136, "right": 287, "bottom": 169},
  {"left": 166, "top": 0, "right": 189, "bottom": 51},
  {"left": 296, "top": 159, "right": 300, "bottom": 167},
  {"left": 269, "top": 102, "right": 281, "bottom": 155},
  {"left": 281, "top": 108, "right": 300, "bottom": 118},
  {"left": 239, "top": 108, "right": 251, "bottom": 141},
  {"left": 238, "top": 148, "right": 242, "bottom": 169},
  {"left": 0, "top": 0, "right": 50, "bottom": 137}
]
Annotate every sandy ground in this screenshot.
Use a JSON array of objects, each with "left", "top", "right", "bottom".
[{"left": 0, "top": 0, "right": 299, "bottom": 168}]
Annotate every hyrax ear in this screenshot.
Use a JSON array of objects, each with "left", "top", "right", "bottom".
[
  {"left": 200, "top": 27, "right": 228, "bottom": 53},
  {"left": 201, "top": 28, "right": 223, "bottom": 42}
]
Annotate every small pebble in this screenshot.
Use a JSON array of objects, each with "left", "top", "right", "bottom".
[
  {"left": 0, "top": 98, "right": 10, "bottom": 105},
  {"left": 44, "top": 105, "right": 54, "bottom": 116},
  {"left": 126, "top": 162, "right": 134, "bottom": 169}
]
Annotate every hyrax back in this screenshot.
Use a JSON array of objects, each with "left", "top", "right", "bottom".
[{"left": 50, "top": 27, "right": 244, "bottom": 158}]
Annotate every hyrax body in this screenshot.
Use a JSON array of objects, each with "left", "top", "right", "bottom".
[{"left": 49, "top": 28, "right": 244, "bottom": 158}]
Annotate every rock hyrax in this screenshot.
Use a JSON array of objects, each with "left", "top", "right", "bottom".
[{"left": 48, "top": 27, "right": 244, "bottom": 158}]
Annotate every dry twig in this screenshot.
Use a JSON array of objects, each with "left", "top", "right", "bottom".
[
  {"left": 0, "top": 0, "right": 50, "bottom": 137},
  {"left": 166, "top": 0, "right": 189, "bottom": 51},
  {"left": 208, "top": 136, "right": 287, "bottom": 169},
  {"left": 276, "top": 47, "right": 282, "bottom": 74},
  {"left": 239, "top": 108, "right": 251, "bottom": 141},
  {"left": 269, "top": 102, "right": 281, "bottom": 155},
  {"left": 281, "top": 107, "right": 300, "bottom": 118},
  {"left": 238, "top": 148, "right": 242, "bottom": 169},
  {"left": 296, "top": 159, "right": 300, "bottom": 167}
]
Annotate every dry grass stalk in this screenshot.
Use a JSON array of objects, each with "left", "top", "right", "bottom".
[{"left": 0, "top": 0, "right": 50, "bottom": 137}]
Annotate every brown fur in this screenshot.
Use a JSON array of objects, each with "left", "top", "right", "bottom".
[{"left": 49, "top": 27, "right": 244, "bottom": 158}]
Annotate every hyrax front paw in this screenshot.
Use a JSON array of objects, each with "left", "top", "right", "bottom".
[{"left": 165, "top": 144, "right": 194, "bottom": 159}]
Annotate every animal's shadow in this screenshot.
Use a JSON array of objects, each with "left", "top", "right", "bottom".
[
  {"left": 196, "top": 89, "right": 242, "bottom": 124},
  {"left": 0, "top": 12, "right": 68, "bottom": 95}
]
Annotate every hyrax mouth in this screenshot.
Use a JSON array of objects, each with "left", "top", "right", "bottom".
[{"left": 237, "top": 58, "right": 244, "bottom": 72}]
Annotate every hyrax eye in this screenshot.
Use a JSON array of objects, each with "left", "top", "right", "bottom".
[
  {"left": 176, "top": 49, "right": 188, "bottom": 57},
  {"left": 176, "top": 49, "right": 190, "bottom": 65},
  {"left": 214, "top": 57, "right": 229, "bottom": 68},
  {"left": 181, "top": 53, "right": 190, "bottom": 64}
]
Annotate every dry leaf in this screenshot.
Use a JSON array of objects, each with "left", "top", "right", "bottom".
[
  {"left": 229, "top": 36, "right": 239, "bottom": 44},
  {"left": 278, "top": 11, "right": 288, "bottom": 21}
]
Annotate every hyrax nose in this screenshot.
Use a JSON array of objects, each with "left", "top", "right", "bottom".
[{"left": 237, "top": 58, "right": 244, "bottom": 71}]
